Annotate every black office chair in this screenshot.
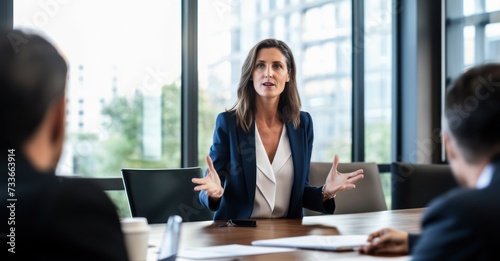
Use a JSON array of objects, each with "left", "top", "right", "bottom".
[
  {"left": 305, "top": 162, "right": 387, "bottom": 215},
  {"left": 391, "top": 162, "right": 459, "bottom": 210},
  {"left": 121, "top": 167, "right": 213, "bottom": 223},
  {"left": 74, "top": 177, "right": 125, "bottom": 191}
]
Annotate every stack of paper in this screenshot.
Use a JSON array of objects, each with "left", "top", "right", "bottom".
[
  {"left": 177, "top": 244, "right": 296, "bottom": 259},
  {"left": 252, "top": 235, "right": 369, "bottom": 251}
]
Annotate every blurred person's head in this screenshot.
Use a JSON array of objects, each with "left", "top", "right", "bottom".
[
  {"left": 443, "top": 63, "right": 500, "bottom": 186},
  {"left": 0, "top": 29, "right": 68, "bottom": 171},
  {"left": 230, "top": 38, "right": 300, "bottom": 132}
]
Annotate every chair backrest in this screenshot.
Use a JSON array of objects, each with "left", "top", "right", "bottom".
[
  {"left": 84, "top": 177, "right": 125, "bottom": 191},
  {"left": 391, "top": 162, "right": 459, "bottom": 210},
  {"left": 306, "top": 162, "right": 387, "bottom": 215},
  {"left": 121, "top": 167, "right": 213, "bottom": 223}
]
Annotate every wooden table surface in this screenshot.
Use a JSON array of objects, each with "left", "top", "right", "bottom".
[{"left": 147, "top": 208, "right": 425, "bottom": 261}]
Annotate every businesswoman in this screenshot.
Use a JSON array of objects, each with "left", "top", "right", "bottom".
[{"left": 192, "top": 39, "right": 364, "bottom": 220}]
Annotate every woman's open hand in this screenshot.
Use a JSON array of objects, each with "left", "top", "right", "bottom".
[
  {"left": 322, "top": 155, "right": 364, "bottom": 199},
  {"left": 192, "top": 155, "right": 224, "bottom": 199}
]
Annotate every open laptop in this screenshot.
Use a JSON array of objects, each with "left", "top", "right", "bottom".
[{"left": 158, "top": 215, "right": 183, "bottom": 261}]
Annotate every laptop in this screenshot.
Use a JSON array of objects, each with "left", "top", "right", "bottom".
[{"left": 158, "top": 215, "right": 183, "bottom": 261}]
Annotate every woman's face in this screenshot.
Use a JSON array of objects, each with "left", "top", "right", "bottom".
[{"left": 252, "top": 47, "right": 290, "bottom": 101}]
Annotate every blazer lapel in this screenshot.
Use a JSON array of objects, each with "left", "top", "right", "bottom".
[
  {"left": 286, "top": 122, "right": 305, "bottom": 212},
  {"left": 236, "top": 122, "right": 257, "bottom": 207}
]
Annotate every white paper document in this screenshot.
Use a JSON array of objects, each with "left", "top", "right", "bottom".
[
  {"left": 177, "top": 244, "right": 296, "bottom": 259},
  {"left": 252, "top": 235, "right": 369, "bottom": 251}
]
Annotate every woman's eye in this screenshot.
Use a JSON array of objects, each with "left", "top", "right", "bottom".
[
  {"left": 256, "top": 63, "right": 264, "bottom": 68},
  {"left": 273, "top": 64, "right": 283, "bottom": 69}
]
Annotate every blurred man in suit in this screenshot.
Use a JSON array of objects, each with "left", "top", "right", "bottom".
[
  {"left": 360, "top": 63, "right": 500, "bottom": 260},
  {"left": 0, "top": 29, "right": 128, "bottom": 260}
]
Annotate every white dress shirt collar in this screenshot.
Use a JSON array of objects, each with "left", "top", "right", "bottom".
[{"left": 476, "top": 163, "right": 494, "bottom": 189}]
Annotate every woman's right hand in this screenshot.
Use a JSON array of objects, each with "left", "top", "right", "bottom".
[{"left": 192, "top": 155, "right": 224, "bottom": 199}]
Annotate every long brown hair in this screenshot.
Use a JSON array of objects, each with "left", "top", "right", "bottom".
[{"left": 228, "top": 38, "right": 301, "bottom": 132}]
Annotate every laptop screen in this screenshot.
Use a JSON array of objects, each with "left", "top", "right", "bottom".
[{"left": 158, "top": 215, "right": 182, "bottom": 261}]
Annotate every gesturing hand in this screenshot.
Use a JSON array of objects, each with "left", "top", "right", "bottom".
[
  {"left": 192, "top": 155, "right": 224, "bottom": 199},
  {"left": 359, "top": 228, "right": 409, "bottom": 255},
  {"left": 322, "top": 155, "right": 364, "bottom": 199}
]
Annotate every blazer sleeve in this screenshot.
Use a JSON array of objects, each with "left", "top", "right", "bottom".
[
  {"left": 408, "top": 233, "right": 420, "bottom": 254},
  {"left": 410, "top": 192, "right": 483, "bottom": 260},
  {"left": 300, "top": 112, "right": 335, "bottom": 214},
  {"left": 49, "top": 179, "right": 129, "bottom": 261},
  {"left": 199, "top": 113, "right": 231, "bottom": 211}
]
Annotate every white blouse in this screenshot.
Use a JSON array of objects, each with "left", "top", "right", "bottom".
[{"left": 251, "top": 124, "right": 294, "bottom": 218}]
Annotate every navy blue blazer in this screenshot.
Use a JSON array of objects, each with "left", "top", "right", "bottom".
[
  {"left": 199, "top": 111, "right": 335, "bottom": 220},
  {"left": 408, "top": 160, "right": 500, "bottom": 261}
]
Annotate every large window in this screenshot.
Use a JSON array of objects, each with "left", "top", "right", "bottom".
[
  {"left": 302, "top": 1, "right": 353, "bottom": 162},
  {"left": 14, "top": 0, "right": 182, "bottom": 217},
  {"left": 364, "top": 0, "right": 393, "bottom": 206},
  {"left": 364, "top": 0, "right": 393, "bottom": 164}
]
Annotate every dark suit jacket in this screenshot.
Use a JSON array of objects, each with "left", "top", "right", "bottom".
[
  {"left": 408, "top": 160, "right": 500, "bottom": 261},
  {"left": 199, "top": 111, "right": 335, "bottom": 220},
  {"left": 1, "top": 151, "right": 129, "bottom": 261}
]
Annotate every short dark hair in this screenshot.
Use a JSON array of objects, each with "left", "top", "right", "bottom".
[
  {"left": 229, "top": 38, "right": 301, "bottom": 132},
  {"left": 445, "top": 63, "right": 500, "bottom": 162},
  {"left": 0, "top": 29, "right": 68, "bottom": 149}
]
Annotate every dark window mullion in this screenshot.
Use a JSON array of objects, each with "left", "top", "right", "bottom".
[
  {"left": 392, "top": 0, "right": 402, "bottom": 162},
  {"left": 0, "top": 0, "right": 13, "bottom": 28},
  {"left": 181, "top": 0, "right": 198, "bottom": 167},
  {"left": 352, "top": 0, "right": 364, "bottom": 162}
]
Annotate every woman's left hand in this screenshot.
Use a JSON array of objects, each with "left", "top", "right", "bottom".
[{"left": 322, "top": 155, "right": 364, "bottom": 200}]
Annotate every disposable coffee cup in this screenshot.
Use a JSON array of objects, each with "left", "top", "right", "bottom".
[{"left": 121, "top": 217, "right": 151, "bottom": 261}]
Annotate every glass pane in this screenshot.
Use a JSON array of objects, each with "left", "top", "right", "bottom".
[
  {"left": 106, "top": 191, "right": 131, "bottom": 218},
  {"left": 364, "top": 0, "right": 392, "bottom": 163},
  {"left": 464, "top": 26, "right": 475, "bottom": 67},
  {"left": 379, "top": 173, "right": 391, "bottom": 209},
  {"left": 303, "top": 4, "right": 335, "bottom": 42},
  {"left": 14, "top": 1, "right": 181, "bottom": 217},
  {"left": 463, "top": 0, "right": 485, "bottom": 16},
  {"left": 198, "top": 0, "right": 237, "bottom": 169},
  {"left": 462, "top": 0, "right": 500, "bottom": 15},
  {"left": 485, "top": 23, "right": 500, "bottom": 63},
  {"left": 486, "top": 0, "right": 500, "bottom": 12},
  {"left": 199, "top": 0, "right": 353, "bottom": 165}
]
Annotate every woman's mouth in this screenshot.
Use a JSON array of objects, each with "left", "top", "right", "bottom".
[{"left": 262, "top": 82, "right": 275, "bottom": 86}]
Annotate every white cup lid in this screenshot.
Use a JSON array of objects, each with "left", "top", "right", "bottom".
[{"left": 121, "top": 217, "right": 150, "bottom": 233}]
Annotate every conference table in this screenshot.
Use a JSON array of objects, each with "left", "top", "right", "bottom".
[{"left": 147, "top": 208, "right": 424, "bottom": 261}]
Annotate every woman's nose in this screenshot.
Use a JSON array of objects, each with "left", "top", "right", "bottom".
[{"left": 265, "top": 67, "right": 272, "bottom": 78}]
